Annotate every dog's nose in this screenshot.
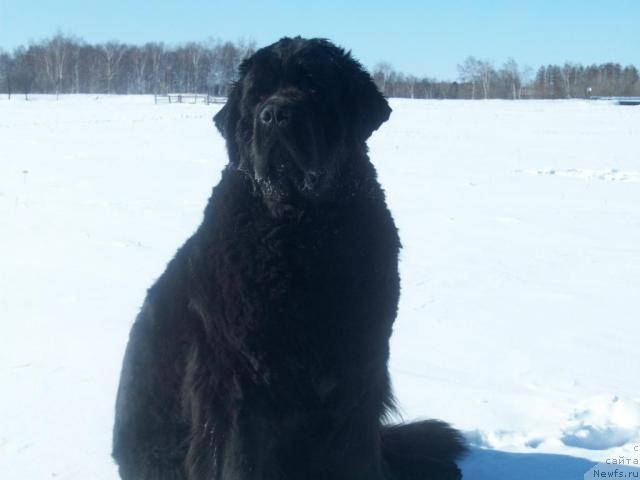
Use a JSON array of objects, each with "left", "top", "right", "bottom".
[{"left": 259, "top": 103, "right": 291, "bottom": 127}]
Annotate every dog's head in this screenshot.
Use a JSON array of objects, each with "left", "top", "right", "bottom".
[{"left": 214, "top": 37, "right": 391, "bottom": 209}]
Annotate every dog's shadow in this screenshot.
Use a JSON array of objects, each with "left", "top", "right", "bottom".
[{"left": 459, "top": 447, "right": 622, "bottom": 480}]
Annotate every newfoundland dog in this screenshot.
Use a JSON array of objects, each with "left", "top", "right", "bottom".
[{"left": 112, "top": 37, "right": 466, "bottom": 480}]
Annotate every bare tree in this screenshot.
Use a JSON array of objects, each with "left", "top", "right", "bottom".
[
  {"left": 519, "top": 65, "right": 533, "bottom": 98},
  {"left": 372, "top": 62, "right": 393, "bottom": 95},
  {"left": 184, "top": 42, "right": 204, "bottom": 92},
  {"left": 144, "top": 43, "right": 165, "bottom": 94},
  {"left": 129, "top": 46, "right": 148, "bottom": 94},
  {"left": 478, "top": 60, "right": 494, "bottom": 99},
  {"left": 502, "top": 58, "right": 520, "bottom": 99},
  {"left": 68, "top": 40, "right": 82, "bottom": 93},
  {"left": 42, "top": 33, "right": 72, "bottom": 99},
  {"left": 12, "top": 46, "right": 36, "bottom": 99},
  {"left": 561, "top": 62, "right": 574, "bottom": 98},
  {"left": 214, "top": 41, "right": 242, "bottom": 95},
  {"left": 102, "top": 42, "right": 127, "bottom": 93},
  {"left": 622, "top": 65, "right": 640, "bottom": 96},
  {"left": 0, "top": 50, "right": 11, "bottom": 98},
  {"left": 458, "top": 56, "right": 481, "bottom": 99}
]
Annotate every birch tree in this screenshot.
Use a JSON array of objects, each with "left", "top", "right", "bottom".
[
  {"left": 502, "top": 57, "right": 520, "bottom": 99},
  {"left": 479, "top": 60, "right": 494, "bottom": 99},
  {"left": 102, "top": 42, "right": 127, "bottom": 93},
  {"left": 130, "top": 46, "right": 148, "bottom": 93},
  {"left": 48, "top": 34, "right": 69, "bottom": 99},
  {"left": 373, "top": 62, "right": 393, "bottom": 95},
  {"left": 185, "top": 42, "right": 204, "bottom": 92},
  {"left": 458, "top": 56, "right": 481, "bottom": 99}
]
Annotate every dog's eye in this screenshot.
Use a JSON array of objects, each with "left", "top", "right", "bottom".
[
  {"left": 259, "top": 94, "right": 268, "bottom": 102},
  {"left": 250, "top": 92, "right": 269, "bottom": 104}
]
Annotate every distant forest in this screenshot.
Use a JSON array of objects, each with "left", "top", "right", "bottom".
[{"left": 1, "top": 34, "right": 638, "bottom": 99}]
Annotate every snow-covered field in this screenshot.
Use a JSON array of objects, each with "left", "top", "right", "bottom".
[{"left": 1, "top": 95, "right": 638, "bottom": 479}]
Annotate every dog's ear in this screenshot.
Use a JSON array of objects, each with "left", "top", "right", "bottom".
[
  {"left": 346, "top": 57, "right": 392, "bottom": 141},
  {"left": 213, "top": 84, "right": 239, "bottom": 140},
  {"left": 213, "top": 79, "right": 244, "bottom": 166},
  {"left": 214, "top": 54, "right": 254, "bottom": 140},
  {"left": 213, "top": 102, "right": 229, "bottom": 138}
]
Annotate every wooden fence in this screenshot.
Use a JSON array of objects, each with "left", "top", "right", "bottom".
[
  {"left": 590, "top": 96, "right": 640, "bottom": 106},
  {"left": 154, "top": 94, "right": 227, "bottom": 105}
]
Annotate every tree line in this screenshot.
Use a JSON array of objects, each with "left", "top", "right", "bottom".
[
  {"left": 374, "top": 56, "right": 640, "bottom": 99},
  {"left": 1, "top": 34, "right": 638, "bottom": 100},
  {"left": 0, "top": 34, "right": 256, "bottom": 98}
]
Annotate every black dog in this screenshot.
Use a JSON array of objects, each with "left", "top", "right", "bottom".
[{"left": 112, "top": 37, "right": 466, "bottom": 480}]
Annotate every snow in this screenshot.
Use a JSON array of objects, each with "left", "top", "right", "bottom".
[
  {"left": 1, "top": 95, "right": 639, "bottom": 479},
  {"left": 560, "top": 395, "right": 640, "bottom": 450},
  {"left": 523, "top": 168, "right": 640, "bottom": 183}
]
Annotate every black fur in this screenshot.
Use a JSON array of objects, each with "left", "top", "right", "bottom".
[{"left": 112, "top": 37, "right": 466, "bottom": 480}]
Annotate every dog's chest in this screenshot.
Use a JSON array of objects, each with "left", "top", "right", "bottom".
[
  {"left": 242, "top": 217, "right": 353, "bottom": 306},
  {"left": 216, "top": 210, "right": 371, "bottom": 334}
]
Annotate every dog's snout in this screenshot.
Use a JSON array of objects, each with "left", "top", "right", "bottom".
[{"left": 259, "top": 103, "right": 292, "bottom": 127}]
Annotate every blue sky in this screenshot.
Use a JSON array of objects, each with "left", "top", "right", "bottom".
[{"left": 1, "top": 0, "right": 638, "bottom": 79}]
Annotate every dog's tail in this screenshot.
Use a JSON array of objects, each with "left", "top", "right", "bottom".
[{"left": 381, "top": 420, "right": 468, "bottom": 480}]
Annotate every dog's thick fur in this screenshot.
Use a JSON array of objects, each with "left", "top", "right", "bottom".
[{"left": 112, "top": 37, "right": 466, "bottom": 480}]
